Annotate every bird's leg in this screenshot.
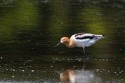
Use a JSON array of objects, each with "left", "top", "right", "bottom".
[
  {"left": 83, "top": 47, "right": 89, "bottom": 61},
  {"left": 83, "top": 47, "right": 85, "bottom": 54}
]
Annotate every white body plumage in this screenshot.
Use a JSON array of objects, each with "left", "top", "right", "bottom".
[{"left": 70, "top": 33, "right": 105, "bottom": 48}]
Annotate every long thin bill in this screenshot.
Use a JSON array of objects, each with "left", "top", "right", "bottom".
[{"left": 53, "top": 42, "right": 61, "bottom": 48}]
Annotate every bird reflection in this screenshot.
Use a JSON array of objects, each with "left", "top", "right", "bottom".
[{"left": 60, "top": 69, "right": 101, "bottom": 83}]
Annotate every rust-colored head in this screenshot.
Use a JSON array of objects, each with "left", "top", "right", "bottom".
[{"left": 60, "top": 37, "right": 70, "bottom": 44}]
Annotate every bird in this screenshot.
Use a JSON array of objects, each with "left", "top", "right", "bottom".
[{"left": 54, "top": 33, "right": 105, "bottom": 54}]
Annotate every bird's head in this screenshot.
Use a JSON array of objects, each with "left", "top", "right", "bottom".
[
  {"left": 60, "top": 37, "right": 69, "bottom": 44},
  {"left": 53, "top": 37, "right": 69, "bottom": 48}
]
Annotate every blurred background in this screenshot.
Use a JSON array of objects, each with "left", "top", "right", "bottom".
[{"left": 0, "top": 0, "right": 125, "bottom": 82}]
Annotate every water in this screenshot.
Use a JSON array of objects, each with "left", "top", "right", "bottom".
[{"left": 0, "top": 0, "right": 125, "bottom": 83}]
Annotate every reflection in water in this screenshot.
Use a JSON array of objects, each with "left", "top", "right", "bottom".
[
  {"left": 0, "top": 0, "right": 125, "bottom": 83},
  {"left": 60, "top": 69, "right": 101, "bottom": 83}
]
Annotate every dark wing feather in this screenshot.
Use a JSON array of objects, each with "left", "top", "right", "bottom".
[
  {"left": 76, "top": 36, "right": 94, "bottom": 40},
  {"left": 74, "top": 33, "right": 85, "bottom": 37},
  {"left": 75, "top": 33, "right": 94, "bottom": 40}
]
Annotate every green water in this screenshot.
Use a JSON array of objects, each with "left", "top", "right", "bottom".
[{"left": 0, "top": 0, "right": 125, "bottom": 83}]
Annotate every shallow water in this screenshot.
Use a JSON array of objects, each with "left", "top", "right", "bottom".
[
  {"left": 0, "top": 55, "right": 125, "bottom": 83},
  {"left": 0, "top": 0, "right": 125, "bottom": 83}
]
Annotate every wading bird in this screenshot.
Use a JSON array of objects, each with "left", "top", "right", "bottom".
[{"left": 54, "top": 33, "right": 105, "bottom": 54}]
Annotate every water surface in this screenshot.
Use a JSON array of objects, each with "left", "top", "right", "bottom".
[{"left": 0, "top": 0, "right": 125, "bottom": 83}]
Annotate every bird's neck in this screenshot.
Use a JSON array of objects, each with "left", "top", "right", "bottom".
[{"left": 64, "top": 39, "right": 75, "bottom": 48}]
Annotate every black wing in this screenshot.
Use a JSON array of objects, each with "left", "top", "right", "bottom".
[
  {"left": 75, "top": 36, "right": 94, "bottom": 40},
  {"left": 75, "top": 33, "right": 94, "bottom": 40}
]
